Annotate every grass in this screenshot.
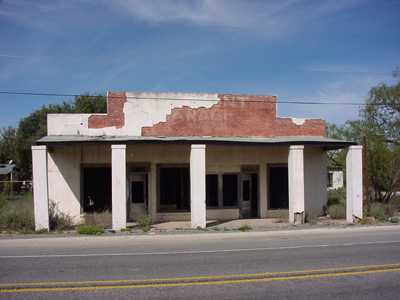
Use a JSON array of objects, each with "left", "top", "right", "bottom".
[
  {"left": 0, "top": 192, "right": 35, "bottom": 233},
  {"left": 84, "top": 211, "right": 112, "bottom": 229},
  {"left": 77, "top": 225, "right": 105, "bottom": 235}
]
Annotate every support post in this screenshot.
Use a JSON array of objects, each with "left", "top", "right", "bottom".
[
  {"left": 259, "top": 163, "right": 268, "bottom": 218},
  {"left": 346, "top": 145, "right": 363, "bottom": 223},
  {"left": 32, "top": 145, "right": 50, "bottom": 231},
  {"left": 149, "top": 163, "right": 157, "bottom": 222},
  {"left": 288, "top": 145, "right": 305, "bottom": 224},
  {"left": 190, "top": 144, "right": 206, "bottom": 229},
  {"left": 111, "top": 144, "right": 127, "bottom": 230}
]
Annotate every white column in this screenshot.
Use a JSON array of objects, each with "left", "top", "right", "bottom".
[
  {"left": 190, "top": 144, "right": 206, "bottom": 229},
  {"left": 32, "top": 145, "right": 49, "bottom": 231},
  {"left": 288, "top": 145, "right": 305, "bottom": 224},
  {"left": 112, "top": 144, "right": 127, "bottom": 230},
  {"left": 259, "top": 163, "right": 268, "bottom": 218},
  {"left": 346, "top": 145, "right": 363, "bottom": 223}
]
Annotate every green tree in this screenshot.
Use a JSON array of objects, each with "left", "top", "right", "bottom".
[
  {"left": 74, "top": 94, "right": 107, "bottom": 113},
  {"left": 327, "top": 69, "right": 400, "bottom": 204},
  {"left": 0, "top": 127, "right": 17, "bottom": 164},
  {"left": 12, "top": 95, "right": 106, "bottom": 179}
]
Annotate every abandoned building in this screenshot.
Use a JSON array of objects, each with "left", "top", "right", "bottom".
[{"left": 32, "top": 92, "right": 363, "bottom": 231}]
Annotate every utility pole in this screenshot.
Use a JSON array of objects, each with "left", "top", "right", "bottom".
[{"left": 362, "top": 136, "right": 369, "bottom": 209}]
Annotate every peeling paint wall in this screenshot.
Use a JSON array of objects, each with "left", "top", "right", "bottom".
[{"left": 47, "top": 91, "right": 326, "bottom": 137}]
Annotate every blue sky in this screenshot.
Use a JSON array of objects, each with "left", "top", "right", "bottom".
[{"left": 0, "top": 0, "right": 399, "bottom": 128}]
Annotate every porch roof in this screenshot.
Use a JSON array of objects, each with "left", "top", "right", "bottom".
[{"left": 36, "top": 135, "right": 355, "bottom": 150}]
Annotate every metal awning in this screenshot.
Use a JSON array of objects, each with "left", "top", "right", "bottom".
[{"left": 36, "top": 135, "right": 355, "bottom": 150}]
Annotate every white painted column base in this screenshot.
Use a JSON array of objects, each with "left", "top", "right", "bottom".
[
  {"left": 112, "top": 144, "right": 127, "bottom": 231},
  {"left": 288, "top": 145, "right": 305, "bottom": 224},
  {"left": 190, "top": 144, "right": 206, "bottom": 229},
  {"left": 346, "top": 145, "right": 363, "bottom": 223},
  {"left": 32, "top": 145, "right": 50, "bottom": 231}
]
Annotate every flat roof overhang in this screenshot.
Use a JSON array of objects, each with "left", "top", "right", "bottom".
[{"left": 36, "top": 135, "right": 356, "bottom": 150}]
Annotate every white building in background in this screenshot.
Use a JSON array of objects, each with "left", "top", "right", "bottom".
[
  {"left": 31, "top": 91, "right": 363, "bottom": 231},
  {"left": 328, "top": 169, "right": 344, "bottom": 190}
]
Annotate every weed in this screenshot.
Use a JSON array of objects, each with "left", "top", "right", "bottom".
[
  {"left": 238, "top": 225, "right": 252, "bottom": 232},
  {"left": 77, "top": 225, "right": 104, "bottom": 235},
  {"left": 136, "top": 215, "right": 152, "bottom": 232},
  {"left": 49, "top": 202, "right": 74, "bottom": 231}
]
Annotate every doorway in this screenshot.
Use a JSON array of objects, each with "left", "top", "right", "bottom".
[
  {"left": 129, "top": 173, "right": 148, "bottom": 220},
  {"left": 268, "top": 165, "right": 289, "bottom": 209},
  {"left": 240, "top": 173, "right": 258, "bottom": 218},
  {"left": 82, "top": 166, "right": 111, "bottom": 213}
]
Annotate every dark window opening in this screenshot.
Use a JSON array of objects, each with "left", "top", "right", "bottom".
[
  {"left": 206, "top": 174, "right": 218, "bottom": 207},
  {"left": 83, "top": 167, "right": 111, "bottom": 213},
  {"left": 269, "top": 166, "right": 289, "bottom": 209},
  {"left": 328, "top": 172, "right": 333, "bottom": 188},
  {"left": 132, "top": 180, "right": 146, "bottom": 203},
  {"left": 159, "top": 167, "right": 190, "bottom": 212},
  {"left": 251, "top": 173, "right": 258, "bottom": 217},
  {"left": 223, "top": 174, "right": 238, "bottom": 206},
  {"left": 242, "top": 180, "right": 250, "bottom": 201}
]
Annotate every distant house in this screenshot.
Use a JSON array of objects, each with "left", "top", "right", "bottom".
[
  {"left": 328, "top": 168, "right": 344, "bottom": 190},
  {"left": 0, "top": 163, "right": 15, "bottom": 182},
  {"left": 31, "top": 92, "right": 363, "bottom": 231}
]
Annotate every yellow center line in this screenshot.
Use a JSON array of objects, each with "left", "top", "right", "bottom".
[
  {"left": 1, "top": 265, "right": 400, "bottom": 294},
  {"left": 1, "top": 262, "right": 400, "bottom": 288},
  {"left": 1, "top": 267, "right": 400, "bottom": 294}
]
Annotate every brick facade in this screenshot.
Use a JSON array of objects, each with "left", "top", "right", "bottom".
[
  {"left": 88, "top": 92, "right": 326, "bottom": 137},
  {"left": 142, "top": 94, "right": 326, "bottom": 137},
  {"left": 88, "top": 92, "right": 127, "bottom": 129}
]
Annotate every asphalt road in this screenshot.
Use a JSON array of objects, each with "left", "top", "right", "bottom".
[{"left": 1, "top": 225, "right": 400, "bottom": 299}]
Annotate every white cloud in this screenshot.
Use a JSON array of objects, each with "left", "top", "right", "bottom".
[{"left": 107, "top": 0, "right": 364, "bottom": 35}]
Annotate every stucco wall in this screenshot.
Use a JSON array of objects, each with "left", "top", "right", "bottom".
[
  {"left": 304, "top": 147, "right": 328, "bottom": 218},
  {"left": 48, "top": 92, "right": 219, "bottom": 136},
  {"left": 48, "top": 143, "right": 327, "bottom": 224},
  {"left": 47, "top": 146, "right": 82, "bottom": 223}
]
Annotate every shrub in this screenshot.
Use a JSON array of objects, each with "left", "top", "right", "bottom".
[
  {"left": 77, "top": 225, "right": 104, "bottom": 235},
  {"left": 238, "top": 225, "right": 252, "bottom": 232},
  {"left": 49, "top": 202, "right": 74, "bottom": 231},
  {"left": 327, "top": 203, "right": 346, "bottom": 219},
  {"left": 136, "top": 215, "right": 152, "bottom": 232},
  {"left": 368, "top": 202, "right": 394, "bottom": 221},
  {"left": 327, "top": 188, "right": 346, "bottom": 207},
  {"left": 84, "top": 211, "right": 112, "bottom": 229},
  {"left": 389, "top": 196, "right": 400, "bottom": 210}
]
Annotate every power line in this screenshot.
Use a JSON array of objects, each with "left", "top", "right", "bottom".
[{"left": 0, "top": 90, "right": 378, "bottom": 106}]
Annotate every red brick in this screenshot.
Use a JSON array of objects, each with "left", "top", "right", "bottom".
[
  {"left": 88, "top": 92, "right": 127, "bottom": 129},
  {"left": 142, "top": 94, "right": 326, "bottom": 137}
]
